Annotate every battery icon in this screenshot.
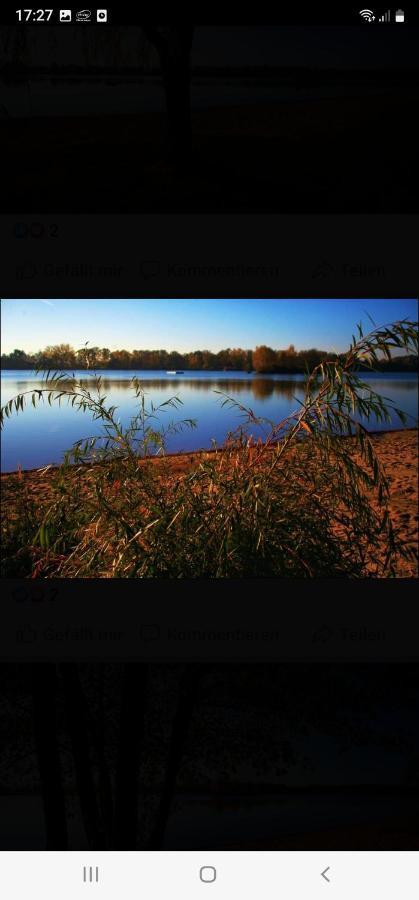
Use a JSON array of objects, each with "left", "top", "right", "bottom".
[{"left": 395, "top": 9, "right": 404, "bottom": 21}]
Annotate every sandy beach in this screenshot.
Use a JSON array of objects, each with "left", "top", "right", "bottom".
[
  {"left": 358, "top": 429, "right": 418, "bottom": 575},
  {"left": 2, "top": 428, "right": 418, "bottom": 578}
]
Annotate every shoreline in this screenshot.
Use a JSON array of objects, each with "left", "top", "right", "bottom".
[
  {"left": 2, "top": 426, "right": 418, "bottom": 478},
  {"left": 2, "top": 429, "right": 417, "bottom": 577}
]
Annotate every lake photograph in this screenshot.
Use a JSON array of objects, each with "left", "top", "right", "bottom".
[
  {"left": 1, "top": 298, "right": 418, "bottom": 578},
  {"left": 2, "top": 25, "right": 418, "bottom": 213}
]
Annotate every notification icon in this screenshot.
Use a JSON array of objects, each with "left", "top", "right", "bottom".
[
  {"left": 59, "top": 9, "right": 72, "bottom": 20},
  {"left": 96, "top": 9, "right": 107, "bottom": 21}
]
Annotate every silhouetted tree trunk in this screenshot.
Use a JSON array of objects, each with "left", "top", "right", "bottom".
[
  {"left": 113, "top": 664, "right": 148, "bottom": 848},
  {"left": 142, "top": 25, "right": 195, "bottom": 166},
  {"left": 32, "top": 664, "right": 68, "bottom": 849},
  {"left": 86, "top": 664, "right": 114, "bottom": 844},
  {"left": 148, "top": 665, "right": 206, "bottom": 849},
  {"left": 61, "top": 664, "right": 106, "bottom": 848}
]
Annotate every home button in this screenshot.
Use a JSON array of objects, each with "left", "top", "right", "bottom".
[{"left": 200, "top": 867, "right": 217, "bottom": 883}]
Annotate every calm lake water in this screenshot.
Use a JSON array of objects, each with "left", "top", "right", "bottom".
[{"left": 1, "top": 370, "right": 418, "bottom": 473}]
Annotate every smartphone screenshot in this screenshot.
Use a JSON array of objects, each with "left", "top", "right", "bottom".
[{"left": 0, "top": 11, "right": 418, "bottom": 896}]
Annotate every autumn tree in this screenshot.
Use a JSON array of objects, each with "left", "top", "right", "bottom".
[
  {"left": 0, "top": 349, "right": 30, "bottom": 369},
  {"left": 38, "top": 344, "right": 76, "bottom": 370},
  {"left": 99, "top": 348, "right": 111, "bottom": 366},
  {"left": 75, "top": 346, "right": 101, "bottom": 370},
  {"left": 252, "top": 345, "right": 278, "bottom": 373},
  {"left": 167, "top": 351, "right": 187, "bottom": 370},
  {"left": 229, "top": 348, "right": 249, "bottom": 371},
  {"left": 109, "top": 350, "right": 133, "bottom": 369},
  {"left": 188, "top": 350, "right": 204, "bottom": 369},
  {"left": 200, "top": 350, "right": 215, "bottom": 370}
]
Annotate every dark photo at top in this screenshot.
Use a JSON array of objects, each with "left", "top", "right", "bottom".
[{"left": 1, "top": 22, "right": 419, "bottom": 212}]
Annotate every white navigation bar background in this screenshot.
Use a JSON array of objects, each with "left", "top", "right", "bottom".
[{"left": 1, "top": 851, "right": 418, "bottom": 900}]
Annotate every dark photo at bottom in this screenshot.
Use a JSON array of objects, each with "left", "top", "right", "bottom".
[{"left": 1, "top": 663, "right": 418, "bottom": 850}]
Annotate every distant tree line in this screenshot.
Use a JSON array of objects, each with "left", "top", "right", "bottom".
[{"left": 1, "top": 343, "right": 417, "bottom": 374}]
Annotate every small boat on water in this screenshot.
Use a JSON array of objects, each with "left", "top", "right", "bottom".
[{"left": 166, "top": 370, "right": 184, "bottom": 375}]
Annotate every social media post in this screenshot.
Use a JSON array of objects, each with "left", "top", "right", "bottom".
[
  {"left": 0, "top": 662, "right": 418, "bottom": 854},
  {"left": 1, "top": 211, "right": 418, "bottom": 302},
  {"left": 0, "top": 12, "right": 418, "bottom": 881},
  {"left": 1, "top": 17, "right": 418, "bottom": 213},
  {"left": 1, "top": 297, "right": 417, "bottom": 664}
]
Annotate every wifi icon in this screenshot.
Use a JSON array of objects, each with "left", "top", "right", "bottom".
[{"left": 359, "top": 8, "right": 375, "bottom": 20}]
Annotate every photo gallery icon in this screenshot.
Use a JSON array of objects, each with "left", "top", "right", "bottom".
[{"left": 59, "top": 9, "right": 72, "bottom": 21}]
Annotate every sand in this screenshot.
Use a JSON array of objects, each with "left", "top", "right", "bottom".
[
  {"left": 359, "top": 430, "right": 418, "bottom": 574},
  {"left": 2, "top": 428, "right": 418, "bottom": 577}
]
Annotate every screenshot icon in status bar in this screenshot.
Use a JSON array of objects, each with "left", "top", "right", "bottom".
[{"left": 14, "top": 8, "right": 108, "bottom": 22}]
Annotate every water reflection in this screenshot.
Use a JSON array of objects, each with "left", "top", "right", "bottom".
[
  {"left": 1, "top": 370, "right": 417, "bottom": 472},
  {"left": 1, "top": 374, "right": 303, "bottom": 401},
  {"left": 94, "top": 377, "right": 300, "bottom": 400}
]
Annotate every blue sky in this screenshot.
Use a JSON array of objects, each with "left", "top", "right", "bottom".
[{"left": 1, "top": 299, "right": 417, "bottom": 355}]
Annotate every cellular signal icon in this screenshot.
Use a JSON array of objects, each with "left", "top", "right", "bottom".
[
  {"left": 359, "top": 8, "right": 375, "bottom": 20},
  {"left": 379, "top": 9, "right": 391, "bottom": 20}
]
